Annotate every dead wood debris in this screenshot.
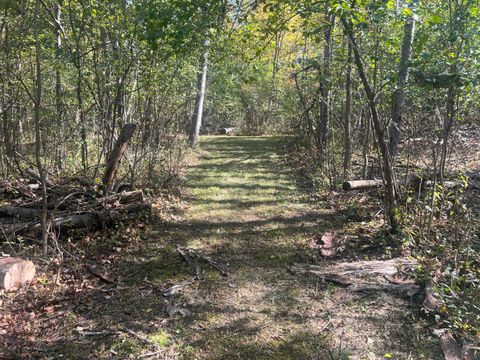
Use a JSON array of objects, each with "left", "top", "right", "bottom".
[
  {"left": 177, "top": 246, "right": 229, "bottom": 277},
  {"left": 0, "top": 171, "right": 150, "bottom": 239},
  {"left": 291, "top": 258, "right": 419, "bottom": 296},
  {"left": 163, "top": 277, "right": 197, "bottom": 297}
]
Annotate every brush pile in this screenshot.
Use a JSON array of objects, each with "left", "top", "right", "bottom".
[{"left": 0, "top": 172, "right": 150, "bottom": 239}]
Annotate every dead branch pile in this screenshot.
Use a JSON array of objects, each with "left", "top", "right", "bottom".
[{"left": 0, "top": 172, "right": 149, "bottom": 239}]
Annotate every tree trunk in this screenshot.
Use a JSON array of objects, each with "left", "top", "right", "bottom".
[
  {"left": 55, "top": 4, "right": 64, "bottom": 170},
  {"left": 439, "top": 85, "right": 455, "bottom": 182},
  {"left": 33, "top": 0, "right": 49, "bottom": 255},
  {"left": 389, "top": 3, "right": 416, "bottom": 158},
  {"left": 189, "top": 39, "right": 210, "bottom": 148},
  {"left": 342, "top": 18, "right": 398, "bottom": 230},
  {"left": 343, "top": 42, "right": 352, "bottom": 181},
  {"left": 317, "top": 10, "right": 335, "bottom": 157},
  {"left": 102, "top": 123, "right": 136, "bottom": 191}
]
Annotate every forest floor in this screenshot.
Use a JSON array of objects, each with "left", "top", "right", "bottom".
[{"left": 1, "top": 136, "right": 444, "bottom": 359}]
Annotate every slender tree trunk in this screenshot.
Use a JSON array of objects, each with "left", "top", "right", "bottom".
[
  {"left": 439, "top": 85, "right": 455, "bottom": 182},
  {"left": 189, "top": 39, "right": 210, "bottom": 148},
  {"left": 361, "top": 108, "right": 370, "bottom": 178},
  {"left": 55, "top": 4, "right": 64, "bottom": 170},
  {"left": 342, "top": 18, "right": 398, "bottom": 230},
  {"left": 343, "top": 43, "right": 352, "bottom": 181},
  {"left": 317, "top": 10, "right": 335, "bottom": 158},
  {"left": 34, "top": 0, "right": 49, "bottom": 254},
  {"left": 389, "top": 2, "right": 416, "bottom": 158}
]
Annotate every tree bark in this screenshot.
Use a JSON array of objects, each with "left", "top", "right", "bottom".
[
  {"left": 439, "top": 85, "right": 455, "bottom": 182},
  {"left": 343, "top": 42, "right": 352, "bottom": 181},
  {"left": 33, "top": 0, "right": 49, "bottom": 254},
  {"left": 317, "top": 10, "right": 335, "bottom": 157},
  {"left": 102, "top": 123, "right": 136, "bottom": 191},
  {"left": 55, "top": 4, "right": 64, "bottom": 170},
  {"left": 189, "top": 39, "right": 210, "bottom": 148},
  {"left": 389, "top": 3, "right": 416, "bottom": 158}
]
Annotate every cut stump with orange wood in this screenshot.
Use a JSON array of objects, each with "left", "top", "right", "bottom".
[{"left": 0, "top": 257, "right": 36, "bottom": 290}]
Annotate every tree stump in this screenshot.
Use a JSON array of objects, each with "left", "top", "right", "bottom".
[{"left": 0, "top": 257, "right": 36, "bottom": 290}]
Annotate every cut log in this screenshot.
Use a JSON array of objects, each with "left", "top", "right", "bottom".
[
  {"left": 220, "top": 127, "right": 237, "bottom": 135},
  {"left": 319, "top": 231, "right": 338, "bottom": 257},
  {"left": 342, "top": 180, "right": 383, "bottom": 191},
  {"left": 102, "top": 123, "right": 136, "bottom": 191},
  {"left": 0, "top": 257, "right": 36, "bottom": 290}
]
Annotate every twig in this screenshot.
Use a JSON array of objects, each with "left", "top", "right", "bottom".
[
  {"left": 138, "top": 350, "right": 165, "bottom": 358},
  {"left": 121, "top": 327, "right": 158, "bottom": 348},
  {"left": 163, "top": 277, "right": 197, "bottom": 297}
]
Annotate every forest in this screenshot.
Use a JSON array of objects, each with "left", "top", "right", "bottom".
[{"left": 0, "top": 0, "right": 479, "bottom": 359}]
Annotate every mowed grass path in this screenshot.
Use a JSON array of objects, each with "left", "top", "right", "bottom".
[{"left": 160, "top": 136, "right": 440, "bottom": 359}]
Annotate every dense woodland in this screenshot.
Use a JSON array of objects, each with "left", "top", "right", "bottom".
[{"left": 1, "top": 0, "right": 480, "bottom": 358}]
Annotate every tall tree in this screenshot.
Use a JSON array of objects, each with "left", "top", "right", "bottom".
[
  {"left": 189, "top": 39, "right": 210, "bottom": 148},
  {"left": 33, "top": 0, "right": 49, "bottom": 254},
  {"left": 317, "top": 6, "right": 335, "bottom": 157},
  {"left": 388, "top": 1, "right": 417, "bottom": 158}
]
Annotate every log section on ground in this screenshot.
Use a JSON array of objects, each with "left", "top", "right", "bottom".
[
  {"left": 342, "top": 180, "right": 383, "bottom": 190},
  {"left": 0, "top": 257, "right": 36, "bottom": 290},
  {"left": 291, "top": 258, "right": 419, "bottom": 296}
]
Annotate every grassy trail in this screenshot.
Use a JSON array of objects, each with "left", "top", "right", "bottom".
[
  {"left": 20, "top": 136, "right": 441, "bottom": 359},
  {"left": 161, "top": 136, "right": 440, "bottom": 359}
]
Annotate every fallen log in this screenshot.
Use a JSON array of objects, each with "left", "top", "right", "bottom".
[
  {"left": 1, "top": 201, "right": 150, "bottom": 237},
  {"left": 0, "top": 257, "right": 36, "bottom": 290},
  {"left": 0, "top": 206, "right": 41, "bottom": 218},
  {"left": 2, "top": 212, "right": 102, "bottom": 235},
  {"left": 342, "top": 180, "right": 383, "bottom": 191},
  {"left": 220, "top": 127, "right": 237, "bottom": 135},
  {"left": 291, "top": 258, "right": 418, "bottom": 296},
  {"left": 348, "top": 283, "right": 420, "bottom": 296},
  {"left": 102, "top": 190, "right": 144, "bottom": 205},
  {"left": 291, "top": 258, "right": 416, "bottom": 278},
  {"left": 343, "top": 177, "right": 459, "bottom": 192}
]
